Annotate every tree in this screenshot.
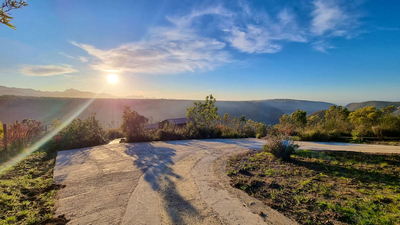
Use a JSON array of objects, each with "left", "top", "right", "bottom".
[
  {"left": 121, "top": 106, "right": 148, "bottom": 142},
  {"left": 349, "top": 106, "right": 382, "bottom": 136},
  {"left": 324, "top": 105, "right": 350, "bottom": 133},
  {"left": 240, "top": 115, "right": 246, "bottom": 124},
  {"left": 222, "top": 113, "right": 231, "bottom": 126},
  {"left": 382, "top": 105, "right": 396, "bottom": 116},
  {"left": 372, "top": 106, "right": 400, "bottom": 138},
  {"left": 186, "top": 94, "right": 220, "bottom": 137},
  {"left": 308, "top": 115, "right": 323, "bottom": 128},
  {"left": 349, "top": 106, "right": 382, "bottom": 128},
  {"left": 291, "top": 109, "right": 307, "bottom": 127},
  {"left": 1, "top": 0, "right": 27, "bottom": 30}
]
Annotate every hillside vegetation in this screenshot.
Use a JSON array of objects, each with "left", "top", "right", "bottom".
[
  {"left": 275, "top": 105, "right": 400, "bottom": 141},
  {"left": 346, "top": 101, "right": 400, "bottom": 113}
]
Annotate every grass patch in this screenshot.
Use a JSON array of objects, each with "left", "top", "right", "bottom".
[
  {"left": 0, "top": 150, "right": 68, "bottom": 225},
  {"left": 227, "top": 150, "right": 400, "bottom": 224}
]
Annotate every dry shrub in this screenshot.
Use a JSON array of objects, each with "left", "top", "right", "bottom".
[{"left": 263, "top": 135, "right": 298, "bottom": 161}]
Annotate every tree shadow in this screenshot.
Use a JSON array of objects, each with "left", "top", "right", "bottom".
[
  {"left": 124, "top": 143, "right": 200, "bottom": 223},
  {"left": 292, "top": 151, "right": 400, "bottom": 186},
  {"left": 203, "top": 138, "right": 265, "bottom": 150},
  {"left": 297, "top": 150, "right": 400, "bottom": 166}
]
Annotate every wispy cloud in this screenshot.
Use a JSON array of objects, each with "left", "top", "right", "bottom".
[
  {"left": 311, "top": 0, "right": 361, "bottom": 38},
  {"left": 67, "top": 1, "right": 365, "bottom": 74},
  {"left": 20, "top": 65, "right": 78, "bottom": 76},
  {"left": 224, "top": 7, "right": 307, "bottom": 53},
  {"left": 59, "top": 52, "right": 89, "bottom": 63},
  {"left": 312, "top": 41, "right": 336, "bottom": 52},
  {"left": 71, "top": 23, "right": 230, "bottom": 74},
  {"left": 159, "top": 5, "right": 307, "bottom": 55}
]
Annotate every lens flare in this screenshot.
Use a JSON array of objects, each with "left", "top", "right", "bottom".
[{"left": 0, "top": 86, "right": 107, "bottom": 173}]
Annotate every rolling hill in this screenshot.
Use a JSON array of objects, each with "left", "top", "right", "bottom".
[
  {"left": 0, "top": 96, "right": 335, "bottom": 127},
  {"left": 0, "top": 85, "right": 118, "bottom": 99},
  {"left": 345, "top": 101, "right": 400, "bottom": 115}
]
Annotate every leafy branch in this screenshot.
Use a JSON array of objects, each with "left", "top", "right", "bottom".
[{"left": 1, "top": 0, "right": 28, "bottom": 30}]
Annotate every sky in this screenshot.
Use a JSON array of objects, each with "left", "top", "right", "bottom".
[{"left": 0, "top": 0, "right": 399, "bottom": 105}]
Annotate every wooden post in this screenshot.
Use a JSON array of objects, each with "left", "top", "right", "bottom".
[{"left": 3, "top": 124, "right": 7, "bottom": 160}]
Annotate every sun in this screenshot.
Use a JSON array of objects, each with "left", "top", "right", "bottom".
[{"left": 107, "top": 74, "right": 119, "bottom": 84}]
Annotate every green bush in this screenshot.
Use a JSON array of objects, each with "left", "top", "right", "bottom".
[
  {"left": 50, "top": 114, "right": 106, "bottom": 150},
  {"left": 105, "top": 128, "right": 124, "bottom": 140},
  {"left": 121, "top": 106, "right": 148, "bottom": 142},
  {"left": 263, "top": 136, "right": 298, "bottom": 161},
  {"left": 155, "top": 129, "right": 186, "bottom": 141}
]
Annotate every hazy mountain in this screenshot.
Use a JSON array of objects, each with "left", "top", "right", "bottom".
[
  {"left": 0, "top": 96, "right": 335, "bottom": 126},
  {"left": 0, "top": 85, "right": 118, "bottom": 99},
  {"left": 345, "top": 101, "right": 400, "bottom": 111},
  {"left": 260, "top": 99, "right": 334, "bottom": 115},
  {"left": 345, "top": 101, "right": 400, "bottom": 116},
  {"left": 308, "top": 109, "right": 327, "bottom": 119}
]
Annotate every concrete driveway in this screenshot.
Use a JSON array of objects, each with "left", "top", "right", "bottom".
[{"left": 53, "top": 139, "right": 400, "bottom": 224}]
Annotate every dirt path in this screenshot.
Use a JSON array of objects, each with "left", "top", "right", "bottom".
[{"left": 54, "top": 139, "right": 400, "bottom": 224}]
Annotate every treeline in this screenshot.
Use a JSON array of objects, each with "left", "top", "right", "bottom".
[
  {"left": 275, "top": 105, "right": 400, "bottom": 141},
  {"left": 120, "top": 95, "right": 268, "bottom": 142}
]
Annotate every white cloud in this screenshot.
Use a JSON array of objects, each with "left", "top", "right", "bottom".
[
  {"left": 20, "top": 65, "right": 78, "bottom": 76},
  {"left": 59, "top": 52, "right": 89, "bottom": 63},
  {"left": 59, "top": 52, "right": 74, "bottom": 59},
  {"left": 228, "top": 26, "right": 282, "bottom": 53},
  {"left": 223, "top": 6, "right": 307, "bottom": 53},
  {"left": 312, "top": 41, "right": 336, "bottom": 52},
  {"left": 71, "top": 27, "right": 229, "bottom": 75},
  {"left": 311, "top": 0, "right": 361, "bottom": 37},
  {"left": 69, "top": 2, "right": 364, "bottom": 73},
  {"left": 78, "top": 56, "right": 88, "bottom": 62}
]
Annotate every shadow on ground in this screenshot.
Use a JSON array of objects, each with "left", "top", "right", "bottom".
[
  {"left": 124, "top": 143, "right": 200, "bottom": 224},
  {"left": 293, "top": 151, "right": 400, "bottom": 186},
  {"left": 166, "top": 138, "right": 265, "bottom": 150}
]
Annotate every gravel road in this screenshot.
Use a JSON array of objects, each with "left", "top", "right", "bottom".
[{"left": 54, "top": 139, "right": 400, "bottom": 224}]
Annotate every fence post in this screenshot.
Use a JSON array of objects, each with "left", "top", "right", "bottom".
[{"left": 3, "top": 124, "right": 7, "bottom": 160}]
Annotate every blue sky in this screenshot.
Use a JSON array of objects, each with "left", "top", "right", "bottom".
[{"left": 1, "top": 0, "right": 399, "bottom": 104}]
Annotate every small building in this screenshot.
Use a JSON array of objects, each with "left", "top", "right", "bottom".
[
  {"left": 144, "top": 117, "right": 189, "bottom": 130},
  {"left": 144, "top": 123, "right": 159, "bottom": 130}
]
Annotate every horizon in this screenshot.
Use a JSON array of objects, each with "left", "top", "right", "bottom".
[
  {"left": 1, "top": 84, "right": 399, "bottom": 106},
  {"left": 1, "top": 0, "right": 399, "bottom": 104}
]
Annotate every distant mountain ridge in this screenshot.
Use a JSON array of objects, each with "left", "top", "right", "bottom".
[
  {"left": 0, "top": 96, "right": 335, "bottom": 126},
  {"left": 345, "top": 101, "right": 400, "bottom": 111},
  {"left": 345, "top": 101, "right": 400, "bottom": 115},
  {"left": 0, "top": 85, "right": 122, "bottom": 99}
]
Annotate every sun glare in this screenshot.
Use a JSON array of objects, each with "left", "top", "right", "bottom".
[{"left": 107, "top": 74, "right": 119, "bottom": 84}]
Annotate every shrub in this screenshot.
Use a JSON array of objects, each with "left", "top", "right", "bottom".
[
  {"left": 7, "top": 119, "right": 44, "bottom": 156},
  {"left": 155, "top": 129, "right": 185, "bottom": 141},
  {"left": 121, "top": 106, "right": 148, "bottom": 142},
  {"left": 263, "top": 135, "right": 298, "bottom": 161},
  {"left": 186, "top": 94, "right": 220, "bottom": 138},
  {"left": 50, "top": 114, "right": 106, "bottom": 150},
  {"left": 105, "top": 128, "right": 124, "bottom": 140}
]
